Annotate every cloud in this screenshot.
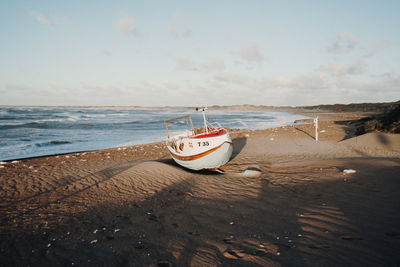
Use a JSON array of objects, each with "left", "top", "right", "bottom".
[
  {"left": 169, "top": 27, "right": 192, "bottom": 39},
  {"left": 29, "top": 11, "right": 53, "bottom": 28},
  {"left": 100, "top": 50, "right": 111, "bottom": 56},
  {"left": 115, "top": 13, "right": 137, "bottom": 36},
  {"left": 175, "top": 57, "right": 196, "bottom": 70},
  {"left": 6, "top": 83, "right": 35, "bottom": 92},
  {"left": 199, "top": 58, "right": 225, "bottom": 71},
  {"left": 214, "top": 72, "right": 249, "bottom": 84},
  {"left": 254, "top": 74, "right": 330, "bottom": 91},
  {"left": 171, "top": 11, "right": 187, "bottom": 21},
  {"left": 327, "top": 32, "right": 358, "bottom": 54},
  {"left": 82, "top": 83, "right": 126, "bottom": 96},
  {"left": 164, "top": 82, "right": 180, "bottom": 90},
  {"left": 364, "top": 42, "right": 384, "bottom": 58},
  {"left": 238, "top": 43, "right": 264, "bottom": 62},
  {"left": 318, "top": 60, "right": 366, "bottom": 76},
  {"left": 359, "top": 73, "right": 400, "bottom": 92}
]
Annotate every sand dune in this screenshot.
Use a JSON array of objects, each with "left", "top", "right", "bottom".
[{"left": 0, "top": 112, "right": 399, "bottom": 266}]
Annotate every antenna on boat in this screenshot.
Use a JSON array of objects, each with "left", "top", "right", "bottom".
[{"left": 195, "top": 106, "right": 208, "bottom": 134}]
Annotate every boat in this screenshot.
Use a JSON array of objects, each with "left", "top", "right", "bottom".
[{"left": 164, "top": 107, "right": 233, "bottom": 170}]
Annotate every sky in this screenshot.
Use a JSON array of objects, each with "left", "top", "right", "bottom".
[{"left": 0, "top": 0, "right": 399, "bottom": 107}]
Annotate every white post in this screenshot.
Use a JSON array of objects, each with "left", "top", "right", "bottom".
[{"left": 314, "top": 116, "right": 319, "bottom": 142}]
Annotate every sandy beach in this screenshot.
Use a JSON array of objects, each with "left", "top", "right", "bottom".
[{"left": 1, "top": 111, "right": 399, "bottom": 266}]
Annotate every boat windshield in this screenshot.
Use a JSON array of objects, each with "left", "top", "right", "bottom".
[{"left": 164, "top": 115, "right": 194, "bottom": 140}]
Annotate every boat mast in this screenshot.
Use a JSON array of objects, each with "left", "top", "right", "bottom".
[{"left": 196, "top": 107, "right": 208, "bottom": 133}]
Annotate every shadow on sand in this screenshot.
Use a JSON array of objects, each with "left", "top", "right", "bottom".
[{"left": 1, "top": 156, "right": 400, "bottom": 266}]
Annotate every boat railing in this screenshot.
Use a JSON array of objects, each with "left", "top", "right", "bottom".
[{"left": 208, "top": 121, "right": 222, "bottom": 130}]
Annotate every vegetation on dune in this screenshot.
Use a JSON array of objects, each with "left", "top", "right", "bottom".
[
  {"left": 353, "top": 104, "right": 400, "bottom": 134},
  {"left": 208, "top": 100, "right": 400, "bottom": 113},
  {"left": 303, "top": 100, "right": 400, "bottom": 113}
]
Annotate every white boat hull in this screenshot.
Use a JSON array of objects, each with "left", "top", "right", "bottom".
[
  {"left": 169, "top": 141, "right": 233, "bottom": 170},
  {"left": 164, "top": 110, "right": 233, "bottom": 171}
]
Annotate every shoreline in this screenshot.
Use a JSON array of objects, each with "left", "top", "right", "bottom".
[
  {"left": 1, "top": 111, "right": 399, "bottom": 266},
  {"left": 0, "top": 107, "right": 310, "bottom": 162}
]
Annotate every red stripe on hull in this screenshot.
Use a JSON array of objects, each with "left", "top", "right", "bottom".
[{"left": 169, "top": 141, "right": 232, "bottom": 161}]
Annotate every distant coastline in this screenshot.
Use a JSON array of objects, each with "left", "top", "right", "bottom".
[{"left": 1, "top": 100, "right": 398, "bottom": 112}]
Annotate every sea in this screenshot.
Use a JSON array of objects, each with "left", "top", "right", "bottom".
[{"left": 0, "top": 106, "right": 307, "bottom": 161}]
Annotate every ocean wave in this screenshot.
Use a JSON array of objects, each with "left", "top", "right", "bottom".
[{"left": 35, "top": 140, "right": 72, "bottom": 147}]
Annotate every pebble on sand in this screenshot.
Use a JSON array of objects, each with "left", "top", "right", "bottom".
[{"left": 343, "top": 169, "right": 356, "bottom": 174}]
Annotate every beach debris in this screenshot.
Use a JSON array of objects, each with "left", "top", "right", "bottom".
[
  {"left": 114, "top": 228, "right": 120, "bottom": 233},
  {"left": 93, "top": 229, "right": 98, "bottom": 234},
  {"left": 102, "top": 227, "right": 106, "bottom": 230},
  {"left": 11, "top": 160, "right": 19, "bottom": 164},
  {"left": 0, "top": 161, "right": 6, "bottom": 165},
  {"left": 245, "top": 134, "right": 250, "bottom": 137},
  {"left": 343, "top": 169, "right": 356, "bottom": 174},
  {"left": 242, "top": 169, "right": 262, "bottom": 177},
  {"left": 65, "top": 155, "right": 70, "bottom": 158},
  {"left": 297, "top": 234, "right": 302, "bottom": 237},
  {"left": 90, "top": 239, "right": 98, "bottom": 244},
  {"left": 277, "top": 252, "right": 281, "bottom": 256},
  {"left": 229, "top": 221, "right": 234, "bottom": 225},
  {"left": 47, "top": 243, "right": 51, "bottom": 247}
]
